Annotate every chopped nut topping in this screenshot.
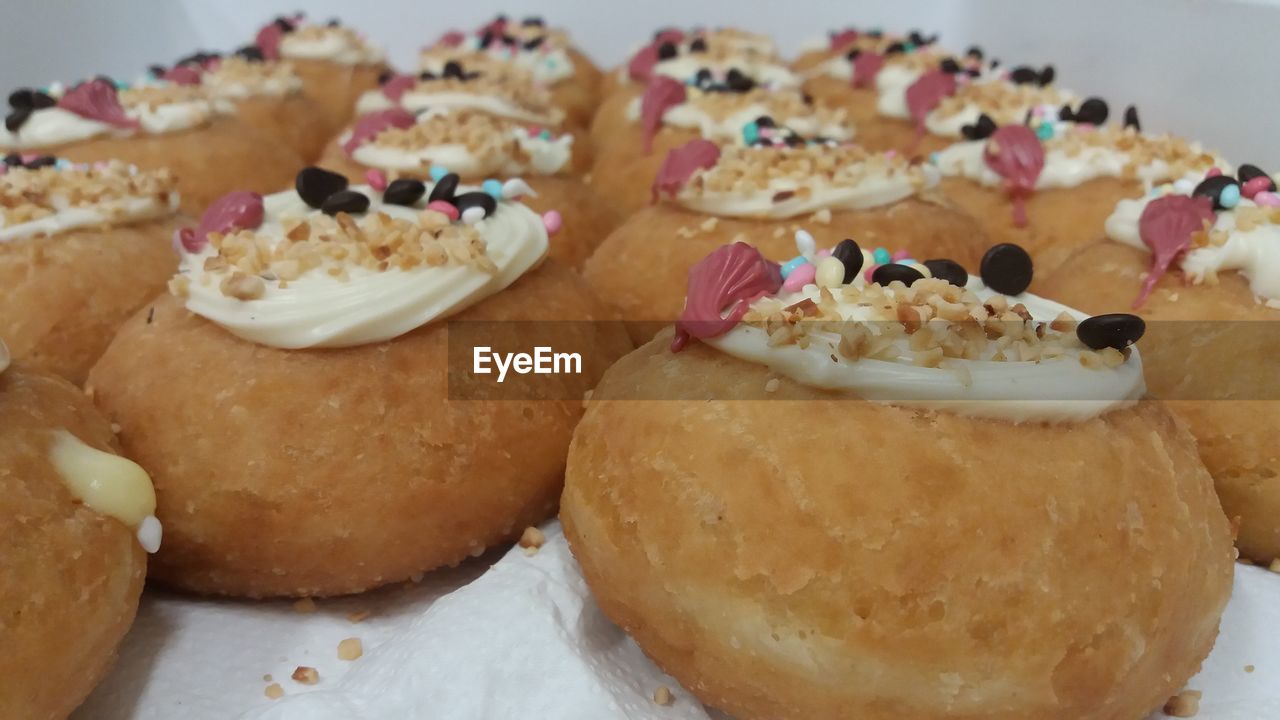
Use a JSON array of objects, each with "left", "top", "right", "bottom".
[
  {"left": 264, "top": 683, "right": 284, "bottom": 700},
  {"left": 365, "top": 109, "right": 564, "bottom": 174},
  {"left": 292, "top": 597, "right": 317, "bottom": 614},
  {"left": 934, "top": 81, "right": 1068, "bottom": 124},
  {"left": 337, "top": 637, "right": 364, "bottom": 661},
  {"left": 1163, "top": 690, "right": 1202, "bottom": 718},
  {"left": 653, "top": 686, "right": 674, "bottom": 706},
  {"left": 0, "top": 160, "right": 176, "bottom": 230},
  {"left": 291, "top": 666, "right": 319, "bottom": 685},
  {"left": 519, "top": 526, "right": 546, "bottom": 555},
  {"left": 683, "top": 144, "right": 926, "bottom": 199}
]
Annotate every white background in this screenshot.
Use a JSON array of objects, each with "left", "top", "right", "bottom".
[{"left": 0, "top": 0, "right": 1277, "bottom": 166}]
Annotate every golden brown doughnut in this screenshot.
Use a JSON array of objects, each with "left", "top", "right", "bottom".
[
  {"left": 231, "top": 93, "right": 331, "bottom": 162},
  {"left": 282, "top": 59, "right": 387, "bottom": 135}
]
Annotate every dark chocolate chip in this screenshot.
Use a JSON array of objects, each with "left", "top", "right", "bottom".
[
  {"left": 940, "top": 58, "right": 962, "bottom": 74},
  {"left": 872, "top": 262, "right": 924, "bottom": 286},
  {"left": 979, "top": 243, "right": 1033, "bottom": 295},
  {"left": 690, "top": 38, "right": 708, "bottom": 53},
  {"left": 725, "top": 68, "right": 755, "bottom": 92},
  {"left": 5, "top": 108, "right": 32, "bottom": 132},
  {"left": 235, "top": 44, "right": 265, "bottom": 62},
  {"left": 453, "top": 190, "right": 497, "bottom": 218},
  {"left": 274, "top": 17, "right": 296, "bottom": 32},
  {"left": 909, "top": 30, "right": 937, "bottom": 46},
  {"left": 845, "top": 48, "right": 862, "bottom": 62},
  {"left": 500, "top": 34, "right": 518, "bottom": 46},
  {"left": 383, "top": 178, "right": 426, "bottom": 206},
  {"left": 428, "top": 173, "right": 460, "bottom": 203},
  {"left": 443, "top": 61, "right": 465, "bottom": 79},
  {"left": 295, "top": 166, "right": 349, "bottom": 209},
  {"left": 832, "top": 238, "right": 863, "bottom": 283},
  {"left": 1009, "top": 66, "right": 1039, "bottom": 84},
  {"left": 657, "top": 42, "right": 678, "bottom": 61},
  {"left": 754, "top": 115, "right": 775, "bottom": 128},
  {"left": 30, "top": 91, "right": 56, "bottom": 110},
  {"left": 320, "top": 189, "right": 370, "bottom": 216},
  {"left": 1192, "top": 175, "right": 1239, "bottom": 210},
  {"left": 1076, "top": 313, "right": 1145, "bottom": 351},
  {"left": 884, "top": 41, "right": 906, "bottom": 56},
  {"left": 1038, "top": 65, "right": 1055, "bottom": 86},
  {"left": 523, "top": 36, "right": 545, "bottom": 51},
  {"left": 1123, "top": 104, "right": 1140, "bottom": 131},
  {"left": 326, "top": 18, "right": 341, "bottom": 27},
  {"left": 694, "top": 69, "right": 713, "bottom": 86},
  {"left": 923, "top": 258, "right": 968, "bottom": 287},
  {"left": 418, "top": 71, "right": 437, "bottom": 81},
  {"left": 1057, "top": 103, "right": 1075, "bottom": 122},
  {"left": 1238, "top": 164, "right": 1276, "bottom": 192},
  {"left": 8, "top": 88, "right": 35, "bottom": 109},
  {"left": 378, "top": 70, "right": 395, "bottom": 84},
  {"left": 966, "top": 45, "right": 984, "bottom": 60},
  {"left": 479, "top": 31, "right": 496, "bottom": 48},
  {"left": 3, "top": 153, "right": 22, "bottom": 166},
  {"left": 148, "top": 64, "right": 169, "bottom": 78},
  {"left": 522, "top": 16, "right": 545, "bottom": 27},
  {"left": 961, "top": 113, "right": 997, "bottom": 141},
  {"left": 1073, "top": 97, "right": 1109, "bottom": 126},
  {"left": 25, "top": 155, "right": 56, "bottom": 168}
]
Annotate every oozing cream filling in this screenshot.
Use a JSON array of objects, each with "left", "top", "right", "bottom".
[
  {"left": 48, "top": 429, "right": 162, "bottom": 553},
  {"left": 625, "top": 97, "right": 852, "bottom": 143},
  {"left": 1107, "top": 193, "right": 1280, "bottom": 303},
  {"left": 678, "top": 165, "right": 936, "bottom": 219},
  {"left": 350, "top": 127, "right": 572, "bottom": 176},
  {"left": 280, "top": 31, "right": 384, "bottom": 65},
  {"left": 0, "top": 98, "right": 225, "bottom": 149},
  {"left": 177, "top": 184, "right": 549, "bottom": 349},
  {"left": 932, "top": 138, "right": 1212, "bottom": 191},
  {"left": 706, "top": 279, "right": 1145, "bottom": 423},
  {"left": 354, "top": 89, "right": 558, "bottom": 125}
]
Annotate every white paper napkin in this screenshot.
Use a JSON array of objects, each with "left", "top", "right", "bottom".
[{"left": 75, "top": 522, "right": 1280, "bottom": 720}]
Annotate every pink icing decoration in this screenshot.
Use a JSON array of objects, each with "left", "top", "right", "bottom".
[
  {"left": 182, "top": 191, "right": 265, "bottom": 252},
  {"left": 829, "top": 29, "right": 859, "bottom": 50},
  {"left": 365, "top": 169, "right": 388, "bottom": 191},
  {"left": 162, "top": 65, "right": 204, "bottom": 86},
  {"left": 651, "top": 138, "right": 721, "bottom": 203},
  {"left": 380, "top": 74, "right": 417, "bottom": 102},
  {"left": 1205, "top": 167, "right": 1223, "bottom": 178},
  {"left": 255, "top": 22, "right": 286, "bottom": 61},
  {"left": 983, "top": 125, "right": 1045, "bottom": 228},
  {"left": 863, "top": 264, "right": 880, "bottom": 282},
  {"left": 672, "top": 242, "right": 783, "bottom": 352},
  {"left": 341, "top": 108, "right": 416, "bottom": 156},
  {"left": 437, "top": 30, "right": 465, "bottom": 48},
  {"left": 542, "top": 210, "right": 562, "bottom": 235},
  {"left": 1255, "top": 191, "right": 1280, "bottom": 208},
  {"left": 781, "top": 263, "right": 816, "bottom": 292},
  {"left": 57, "top": 79, "right": 139, "bottom": 130},
  {"left": 478, "top": 17, "right": 507, "bottom": 35},
  {"left": 851, "top": 51, "right": 885, "bottom": 89},
  {"left": 640, "top": 76, "right": 687, "bottom": 154},
  {"left": 1242, "top": 176, "right": 1273, "bottom": 200},
  {"left": 1133, "top": 195, "right": 1216, "bottom": 307},
  {"left": 904, "top": 70, "right": 957, "bottom": 143},
  {"left": 426, "top": 200, "right": 460, "bottom": 221},
  {"left": 627, "top": 30, "right": 685, "bottom": 83}
]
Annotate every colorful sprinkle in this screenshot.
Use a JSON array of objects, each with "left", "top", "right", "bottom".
[
  {"left": 429, "top": 165, "right": 450, "bottom": 181},
  {"left": 1254, "top": 191, "right": 1280, "bottom": 207},
  {"left": 425, "top": 199, "right": 460, "bottom": 221},
  {"left": 815, "top": 256, "right": 845, "bottom": 288},
  {"left": 541, "top": 210, "right": 562, "bottom": 235},
  {"left": 794, "top": 229, "right": 816, "bottom": 258},
  {"left": 482, "top": 178, "right": 503, "bottom": 199},
  {"left": 872, "top": 247, "right": 892, "bottom": 265},
  {"left": 501, "top": 178, "right": 536, "bottom": 199},
  {"left": 365, "top": 169, "right": 387, "bottom": 191},
  {"left": 781, "top": 262, "right": 816, "bottom": 292},
  {"left": 780, "top": 255, "right": 808, "bottom": 279},
  {"left": 460, "top": 206, "right": 486, "bottom": 225}
]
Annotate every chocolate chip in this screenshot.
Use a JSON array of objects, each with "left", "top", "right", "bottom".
[
  {"left": 961, "top": 113, "right": 997, "bottom": 141},
  {"left": 149, "top": 64, "right": 169, "bottom": 78},
  {"left": 235, "top": 44, "right": 265, "bottom": 62},
  {"left": 1009, "top": 66, "right": 1039, "bottom": 84},
  {"left": 428, "top": 173, "right": 460, "bottom": 203},
  {"left": 979, "top": 243, "right": 1033, "bottom": 295},
  {"left": 418, "top": 71, "right": 437, "bottom": 81},
  {"left": 383, "top": 178, "right": 426, "bottom": 206},
  {"left": 453, "top": 191, "right": 496, "bottom": 218},
  {"left": 1038, "top": 65, "right": 1055, "bottom": 86},
  {"left": 479, "top": 31, "right": 497, "bottom": 48},
  {"left": 443, "top": 61, "right": 465, "bottom": 79},
  {"left": 523, "top": 36, "right": 545, "bottom": 51},
  {"left": 3, "top": 153, "right": 22, "bottom": 166},
  {"left": 694, "top": 69, "right": 713, "bottom": 87},
  {"left": 966, "top": 45, "right": 984, "bottom": 60},
  {"left": 500, "top": 34, "right": 518, "bottom": 46},
  {"left": 923, "top": 258, "right": 968, "bottom": 287},
  {"left": 1238, "top": 164, "right": 1276, "bottom": 192},
  {"left": 1057, "top": 103, "right": 1075, "bottom": 122},
  {"left": 295, "top": 167, "right": 349, "bottom": 209},
  {"left": 832, "top": 238, "right": 863, "bottom": 283},
  {"left": 522, "top": 16, "right": 544, "bottom": 27},
  {"left": 657, "top": 42, "right": 678, "bottom": 61},
  {"left": 274, "top": 17, "right": 296, "bottom": 33},
  {"left": 872, "top": 263, "right": 924, "bottom": 286},
  {"left": 755, "top": 115, "right": 775, "bottom": 128},
  {"left": 940, "top": 58, "right": 962, "bottom": 74},
  {"left": 320, "top": 189, "right": 370, "bottom": 216},
  {"left": 1192, "top": 175, "right": 1239, "bottom": 210},
  {"left": 845, "top": 48, "right": 862, "bottom": 62},
  {"left": 1073, "top": 97, "right": 1109, "bottom": 126},
  {"left": 725, "top": 68, "right": 755, "bottom": 93},
  {"left": 884, "top": 41, "right": 906, "bottom": 55},
  {"left": 378, "top": 70, "right": 395, "bottom": 84},
  {"left": 690, "top": 38, "right": 708, "bottom": 53},
  {"left": 8, "top": 88, "right": 35, "bottom": 109},
  {"left": 5, "top": 108, "right": 32, "bottom": 132},
  {"left": 1076, "top": 313, "right": 1145, "bottom": 351},
  {"left": 25, "top": 155, "right": 56, "bottom": 168},
  {"left": 909, "top": 30, "right": 937, "bottom": 46},
  {"left": 1123, "top": 104, "right": 1140, "bottom": 131}
]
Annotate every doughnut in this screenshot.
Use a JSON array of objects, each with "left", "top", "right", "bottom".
[
  {"left": 0, "top": 77, "right": 303, "bottom": 214},
  {"left": 0, "top": 157, "right": 185, "bottom": 384},
  {"left": 563, "top": 240, "right": 1234, "bottom": 720},
  {"left": 1038, "top": 167, "right": 1280, "bottom": 562},
  {"left": 583, "top": 139, "right": 989, "bottom": 339},
  {"left": 249, "top": 15, "right": 390, "bottom": 134},
  {"left": 590, "top": 81, "right": 852, "bottom": 216},
  {"left": 419, "top": 14, "right": 603, "bottom": 129},
  {"left": 86, "top": 169, "right": 631, "bottom": 597},
  {"left": 317, "top": 109, "right": 615, "bottom": 268},
  {"left": 930, "top": 101, "right": 1221, "bottom": 282},
  {"left": 0, "top": 342, "right": 160, "bottom": 720}
]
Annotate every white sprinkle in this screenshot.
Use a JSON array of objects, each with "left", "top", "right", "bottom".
[
  {"left": 136, "top": 515, "right": 163, "bottom": 554},
  {"left": 794, "top": 229, "right": 816, "bottom": 259},
  {"left": 501, "top": 178, "right": 537, "bottom": 199},
  {"left": 1173, "top": 178, "right": 1195, "bottom": 194},
  {"left": 461, "top": 206, "right": 487, "bottom": 225}
]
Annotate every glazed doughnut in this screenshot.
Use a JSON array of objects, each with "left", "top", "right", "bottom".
[
  {"left": 87, "top": 170, "right": 631, "bottom": 597},
  {"left": 563, "top": 240, "right": 1234, "bottom": 720},
  {"left": 0, "top": 157, "right": 185, "bottom": 383},
  {"left": 0, "top": 344, "right": 159, "bottom": 720}
]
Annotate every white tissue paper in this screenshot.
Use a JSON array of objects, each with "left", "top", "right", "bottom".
[{"left": 76, "top": 521, "right": 1280, "bottom": 720}]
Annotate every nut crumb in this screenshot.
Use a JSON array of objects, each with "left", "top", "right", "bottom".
[
  {"left": 764, "top": 377, "right": 780, "bottom": 393},
  {"left": 1269, "top": 558, "right": 1280, "bottom": 573},
  {"left": 292, "top": 597, "right": 316, "bottom": 613},
  {"left": 1244, "top": 664, "right": 1255, "bottom": 673},
  {"left": 519, "top": 526, "right": 546, "bottom": 555},
  {"left": 653, "top": 685, "right": 674, "bottom": 706},
  {"left": 264, "top": 683, "right": 284, "bottom": 700},
  {"left": 346, "top": 610, "right": 371, "bottom": 624},
  {"left": 338, "top": 637, "right": 363, "bottom": 661},
  {"left": 1163, "top": 690, "right": 1201, "bottom": 717},
  {"left": 262, "top": 674, "right": 272, "bottom": 682},
  {"left": 291, "top": 666, "right": 319, "bottom": 685}
]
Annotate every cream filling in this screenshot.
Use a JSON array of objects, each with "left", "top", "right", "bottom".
[
  {"left": 178, "top": 184, "right": 548, "bottom": 349},
  {"left": 280, "top": 32, "right": 384, "bottom": 65},
  {"left": 625, "top": 97, "right": 852, "bottom": 143},
  {"left": 678, "top": 166, "right": 934, "bottom": 219},
  {"left": 0, "top": 192, "right": 180, "bottom": 242},
  {"left": 706, "top": 279, "right": 1145, "bottom": 423},
  {"left": 49, "top": 429, "right": 162, "bottom": 553},
  {"left": 350, "top": 128, "right": 572, "bottom": 176},
  {"left": 1108, "top": 195, "right": 1280, "bottom": 302},
  {"left": 355, "top": 89, "right": 558, "bottom": 125},
  {"left": 933, "top": 139, "right": 1203, "bottom": 191}
]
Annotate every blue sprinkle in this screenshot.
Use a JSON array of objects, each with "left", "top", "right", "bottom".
[
  {"left": 897, "top": 257, "right": 915, "bottom": 265},
  {"left": 928, "top": 151, "right": 940, "bottom": 165},
  {"left": 429, "top": 166, "right": 449, "bottom": 181},
  {"left": 903, "top": 42, "right": 916, "bottom": 53},
  {"left": 539, "top": 129, "right": 552, "bottom": 140},
  {"left": 55, "top": 158, "right": 73, "bottom": 170},
  {"left": 1035, "top": 123, "right": 1055, "bottom": 141},
  {"left": 742, "top": 122, "right": 759, "bottom": 145},
  {"left": 872, "top": 247, "right": 892, "bottom": 265},
  {"left": 780, "top": 256, "right": 808, "bottom": 279},
  {"left": 482, "top": 179, "right": 503, "bottom": 199},
  {"left": 1219, "top": 184, "right": 1241, "bottom": 209}
]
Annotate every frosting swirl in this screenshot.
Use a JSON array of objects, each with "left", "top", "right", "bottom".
[
  {"left": 0, "top": 158, "right": 179, "bottom": 242},
  {"left": 355, "top": 67, "right": 562, "bottom": 126},
  {"left": 625, "top": 85, "right": 851, "bottom": 146}
]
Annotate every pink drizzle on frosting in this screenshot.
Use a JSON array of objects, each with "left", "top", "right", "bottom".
[
  {"left": 851, "top": 51, "right": 885, "bottom": 89},
  {"left": 380, "top": 74, "right": 417, "bottom": 102},
  {"left": 628, "top": 30, "right": 686, "bottom": 83},
  {"left": 672, "top": 242, "right": 782, "bottom": 352},
  {"left": 829, "top": 30, "right": 859, "bottom": 50},
  {"left": 178, "top": 191, "right": 265, "bottom": 253},
  {"left": 651, "top": 138, "right": 720, "bottom": 203},
  {"left": 640, "top": 76, "right": 687, "bottom": 154},
  {"left": 983, "top": 125, "right": 1045, "bottom": 227},
  {"left": 57, "top": 79, "right": 139, "bottom": 130},
  {"left": 1133, "top": 195, "right": 1216, "bottom": 307},
  {"left": 162, "top": 65, "right": 204, "bottom": 86},
  {"left": 342, "top": 108, "right": 417, "bottom": 156},
  {"left": 904, "top": 70, "right": 957, "bottom": 144}
]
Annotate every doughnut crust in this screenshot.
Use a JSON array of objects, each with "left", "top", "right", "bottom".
[
  {"left": 55, "top": 116, "right": 304, "bottom": 213},
  {"left": 1039, "top": 240, "right": 1280, "bottom": 562},
  {"left": 0, "top": 214, "right": 186, "bottom": 384},
  {"left": 0, "top": 365, "right": 146, "bottom": 720},
  {"left": 582, "top": 199, "right": 991, "bottom": 339},
  {"left": 86, "top": 261, "right": 631, "bottom": 598},
  {"left": 562, "top": 333, "right": 1234, "bottom": 720},
  {"left": 289, "top": 58, "right": 389, "bottom": 135},
  {"left": 233, "top": 93, "right": 332, "bottom": 161},
  {"left": 549, "top": 48, "right": 604, "bottom": 129}
]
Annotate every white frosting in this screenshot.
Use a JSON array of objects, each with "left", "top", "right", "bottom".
[
  {"left": 203, "top": 67, "right": 304, "bottom": 99},
  {"left": 624, "top": 95, "right": 851, "bottom": 144},
  {"left": 876, "top": 64, "right": 924, "bottom": 118},
  {"left": 350, "top": 123, "right": 572, "bottom": 177},
  {"left": 0, "top": 192, "right": 179, "bottom": 243},
  {"left": 706, "top": 278, "right": 1145, "bottom": 423},
  {"left": 177, "top": 184, "right": 548, "bottom": 349},
  {"left": 1107, "top": 192, "right": 1280, "bottom": 302},
  {"left": 653, "top": 57, "right": 799, "bottom": 89},
  {"left": 424, "top": 44, "right": 575, "bottom": 85},
  {"left": 925, "top": 84, "right": 1078, "bottom": 139},
  {"left": 279, "top": 30, "right": 384, "bottom": 66},
  {"left": 0, "top": 93, "right": 226, "bottom": 150},
  {"left": 679, "top": 162, "right": 937, "bottom": 219},
  {"left": 354, "top": 89, "right": 558, "bottom": 126}
]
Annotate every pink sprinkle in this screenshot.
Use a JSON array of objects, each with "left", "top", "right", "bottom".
[
  {"left": 426, "top": 200, "right": 459, "bottom": 221},
  {"left": 851, "top": 51, "right": 885, "bottom": 89},
  {"left": 1242, "top": 176, "right": 1272, "bottom": 200},
  {"left": 527, "top": 125, "right": 543, "bottom": 137},
  {"left": 1254, "top": 191, "right": 1280, "bottom": 207},
  {"left": 0, "top": 166, "right": 7, "bottom": 176},
  {"left": 782, "top": 263, "right": 816, "bottom": 292},
  {"left": 380, "top": 74, "right": 417, "bottom": 102},
  {"left": 541, "top": 210, "right": 562, "bottom": 235},
  {"left": 863, "top": 264, "right": 880, "bottom": 282},
  {"left": 162, "top": 65, "right": 204, "bottom": 86},
  {"left": 21, "top": 153, "right": 40, "bottom": 163},
  {"left": 437, "top": 30, "right": 465, "bottom": 47},
  {"left": 891, "top": 249, "right": 910, "bottom": 261},
  {"left": 365, "top": 169, "right": 387, "bottom": 191},
  {"left": 1205, "top": 167, "right": 1223, "bottom": 178},
  {"left": 884, "top": 150, "right": 897, "bottom": 159},
  {"left": 817, "top": 249, "right": 832, "bottom": 258}
]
